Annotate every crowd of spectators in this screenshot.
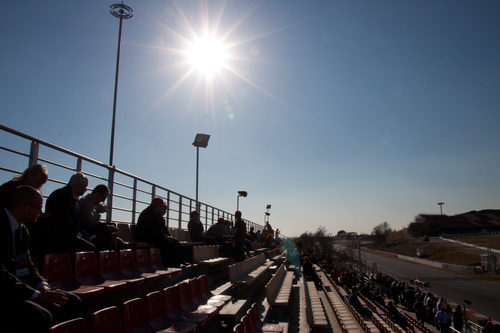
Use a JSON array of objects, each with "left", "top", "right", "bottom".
[{"left": 1, "top": 164, "right": 286, "bottom": 332}]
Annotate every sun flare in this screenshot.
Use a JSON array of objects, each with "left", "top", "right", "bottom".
[{"left": 186, "top": 34, "right": 228, "bottom": 79}]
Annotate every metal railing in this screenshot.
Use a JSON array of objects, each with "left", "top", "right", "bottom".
[{"left": 0, "top": 124, "right": 263, "bottom": 232}]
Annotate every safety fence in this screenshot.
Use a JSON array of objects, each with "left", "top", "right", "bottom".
[{"left": 0, "top": 124, "right": 263, "bottom": 232}]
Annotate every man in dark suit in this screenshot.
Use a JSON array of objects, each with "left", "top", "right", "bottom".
[
  {"left": 1, "top": 186, "right": 82, "bottom": 333},
  {"left": 42, "top": 172, "right": 95, "bottom": 255},
  {"left": 133, "top": 197, "right": 182, "bottom": 266}
]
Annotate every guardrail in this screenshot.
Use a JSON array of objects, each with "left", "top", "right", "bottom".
[{"left": 0, "top": 124, "right": 263, "bottom": 232}]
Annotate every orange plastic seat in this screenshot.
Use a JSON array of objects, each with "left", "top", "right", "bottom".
[
  {"left": 135, "top": 248, "right": 169, "bottom": 278},
  {"left": 150, "top": 248, "right": 182, "bottom": 276},
  {"left": 119, "top": 249, "right": 157, "bottom": 282},
  {"left": 145, "top": 291, "right": 196, "bottom": 333},
  {"left": 189, "top": 278, "right": 224, "bottom": 309},
  {"left": 74, "top": 251, "right": 127, "bottom": 293},
  {"left": 198, "top": 275, "right": 231, "bottom": 304},
  {"left": 177, "top": 281, "right": 218, "bottom": 318},
  {"left": 122, "top": 298, "right": 155, "bottom": 333},
  {"left": 89, "top": 306, "right": 122, "bottom": 333},
  {"left": 99, "top": 250, "right": 144, "bottom": 287},
  {"left": 49, "top": 317, "right": 88, "bottom": 333},
  {"left": 43, "top": 253, "right": 104, "bottom": 300},
  {"left": 163, "top": 285, "right": 207, "bottom": 328},
  {"left": 233, "top": 323, "right": 244, "bottom": 333}
]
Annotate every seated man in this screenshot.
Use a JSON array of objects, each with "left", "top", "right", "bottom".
[
  {"left": 348, "top": 287, "right": 372, "bottom": 319},
  {"left": 187, "top": 210, "right": 214, "bottom": 244},
  {"left": 133, "top": 198, "right": 182, "bottom": 267},
  {"left": 247, "top": 226, "right": 258, "bottom": 242},
  {"left": 1, "top": 186, "right": 82, "bottom": 333},
  {"left": 79, "top": 184, "right": 125, "bottom": 250},
  {"left": 206, "top": 217, "right": 234, "bottom": 257},
  {"left": 41, "top": 172, "right": 95, "bottom": 255}
]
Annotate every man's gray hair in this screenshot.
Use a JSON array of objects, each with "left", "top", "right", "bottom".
[{"left": 68, "top": 172, "right": 89, "bottom": 186}]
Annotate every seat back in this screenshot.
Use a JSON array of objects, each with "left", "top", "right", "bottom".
[
  {"left": 177, "top": 281, "right": 195, "bottom": 312},
  {"left": 145, "top": 291, "right": 169, "bottom": 330},
  {"left": 199, "top": 274, "right": 212, "bottom": 298},
  {"left": 119, "top": 249, "right": 139, "bottom": 276},
  {"left": 241, "top": 314, "right": 252, "bottom": 333},
  {"left": 99, "top": 250, "right": 121, "bottom": 280},
  {"left": 163, "top": 285, "right": 182, "bottom": 313},
  {"left": 149, "top": 248, "right": 163, "bottom": 269},
  {"left": 121, "top": 298, "right": 154, "bottom": 333},
  {"left": 43, "top": 253, "right": 76, "bottom": 288},
  {"left": 189, "top": 278, "right": 203, "bottom": 302},
  {"left": 49, "top": 317, "right": 88, "bottom": 333},
  {"left": 117, "top": 223, "right": 132, "bottom": 242},
  {"left": 135, "top": 248, "right": 154, "bottom": 273},
  {"left": 74, "top": 251, "right": 101, "bottom": 285},
  {"left": 89, "top": 306, "right": 122, "bottom": 333},
  {"left": 233, "top": 323, "right": 244, "bottom": 333}
]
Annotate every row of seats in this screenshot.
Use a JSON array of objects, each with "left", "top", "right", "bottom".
[
  {"left": 304, "top": 280, "right": 329, "bottom": 328},
  {"left": 42, "top": 249, "right": 182, "bottom": 300},
  {"left": 228, "top": 254, "right": 273, "bottom": 286},
  {"left": 192, "top": 245, "right": 231, "bottom": 267},
  {"left": 265, "top": 263, "right": 294, "bottom": 307},
  {"left": 233, "top": 303, "right": 284, "bottom": 333},
  {"left": 49, "top": 275, "right": 232, "bottom": 333}
]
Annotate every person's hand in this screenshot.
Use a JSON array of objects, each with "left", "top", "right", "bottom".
[
  {"left": 35, "top": 289, "right": 69, "bottom": 308},
  {"left": 97, "top": 204, "right": 107, "bottom": 213}
]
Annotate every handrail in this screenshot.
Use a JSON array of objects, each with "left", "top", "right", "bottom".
[{"left": 0, "top": 123, "right": 263, "bottom": 231}]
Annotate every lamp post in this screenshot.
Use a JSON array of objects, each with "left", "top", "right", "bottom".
[
  {"left": 438, "top": 202, "right": 445, "bottom": 215},
  {"left": 236, "top": 191, "right": 247, "bottom": 211},
  {"left": 193, "top": 134, "right": 210, "bottom": 212},
  {"left": 265, "top": 204, "right": 271, "bottom": 224},
  {"left": 109, "top": 3, "right": 133, "bottom": 167}
]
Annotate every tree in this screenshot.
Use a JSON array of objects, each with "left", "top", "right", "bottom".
[{"left": 371, "top": 221, "right": 392, "bottom": 247}]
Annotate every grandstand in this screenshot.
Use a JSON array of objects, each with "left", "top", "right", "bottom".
[{"left": 2, "top": 124, "right": 493, "bottom": 333}]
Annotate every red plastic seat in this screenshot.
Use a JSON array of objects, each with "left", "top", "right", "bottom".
[
  {"left": 43, "top": 253, "right": 104, "bottom": 300},
  {"left": 89, "top": 306, "right": 123, "bottom": 333},
  {"left": 177, "top": 281, "right": 218, "bottom": 318},
  {"left": 189, "top": 278, "right": 225, "bottom": 309},
  {"left": 119, "top": 249, "right": 156, "bottom": 282},
  {"left": 49, "top": 317, "right": 88, "bottom": 333},
  {"left": 150, "top": 248, "right": 182, "bottom": 276},
  {"left": 198, "top": 275, "right": 231, "bottom": 304},
  {"left": 122, "top": 298, "right": 155, "bottom": 333},
  {"left": 74, "top": 251, "right": 127, "bottom": 293},
  {"left": 135, "top": 248, "right": 168, "bottom": 278},
  {"left": 233, "top": 323, "right": 244, "bottom": 333},
  {"left": 163, "top": 285, "right": 207, "bottom": 328},
  {"left": 99, "top": 250, "right": 144, "bottom": 287},
  {"left": 145, "top": 291, "right": 196, "bottom": 333}
]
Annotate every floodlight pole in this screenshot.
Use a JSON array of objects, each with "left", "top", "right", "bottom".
[
  {"left": 109, "top": 3, "right": 133, "bottom": 167},
  {"left": 193, "top": 134, "right": 210, "bottom": 213},
  {"left": 438, "top": 202, "right": 445, "bottom": 215}
]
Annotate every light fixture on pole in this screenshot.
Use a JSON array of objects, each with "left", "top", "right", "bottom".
[
  {"left": 265, "top": 204, "right": 271, "bottom": 224},
  {"left": 438, "top": 202, "right": 445, "bottom": 215},
  {"left": 109, "top": 3, "right": 133, "bottom": 167},
  {"left": 236, "top": 191, "right": 247, "bottom": 211},
  {"left": 193, "top": 133, "right": 210, "bottom": 212}
]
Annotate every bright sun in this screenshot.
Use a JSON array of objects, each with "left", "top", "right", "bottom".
[{"left": 186, "top": 34, "right": 228, "bottom": 79}]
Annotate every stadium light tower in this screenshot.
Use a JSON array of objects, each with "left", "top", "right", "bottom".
[
  {"left": 109, "top": 3, "right": 133, "bottom": 167},
  {"left": 438, "top": 202, "right": 445, "bottom": 215},
  {"left": 193, "top": 134, "right": 210, "bottom": 212},
  {"left": 237, "top": 191, "right": 247, "bottom": 211}
]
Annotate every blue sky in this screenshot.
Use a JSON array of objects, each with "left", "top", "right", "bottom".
[{"left": 1, "top": 1, "right": 499, "bottom": 236}]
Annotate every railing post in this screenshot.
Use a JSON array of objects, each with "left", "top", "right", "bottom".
[
  {"left": 28, "top": 141, "right": 39, "bottom": 167},
  {"left": 76, "top": 158, "right": 82, "bottom": 172},
  {"left": 166, "top": 191, "right": 170, "bottom": 227},
  {"left": 178, "top": 196, "right": 182, "bottom": 229},
  {"left": 107, "top": 167, "right": 115, "bottom": 223},
  {"left": 132, "top": 178, "right": 137, "bottom": 224},
  {"left": 152, "top": 184, "right": 156, "bottom": 200}
]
